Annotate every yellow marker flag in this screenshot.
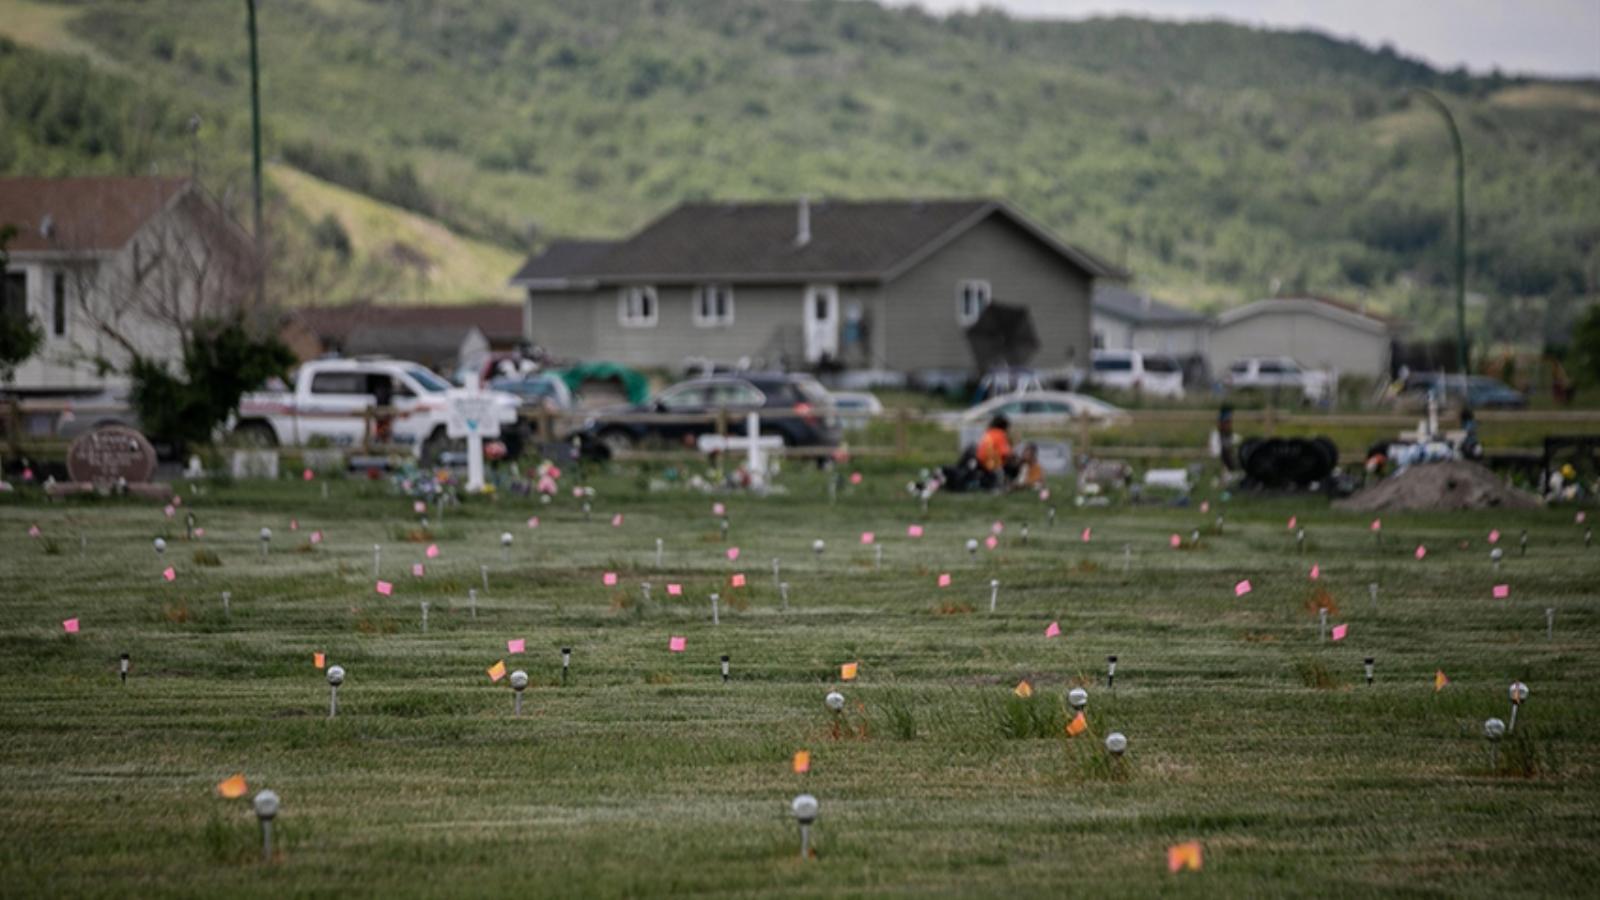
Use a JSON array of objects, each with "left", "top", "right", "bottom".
[
  {"left": 792, "top": 750, "right": 811, "bottom": 774},
  {"left": 217, "top": 773, "right": 248, "bottom": 799},
  {"left": 488, "top": 660, "right": 507, "bottom": 682},
  {"left": 840, "top": 662, "right": 858, "bottom": 681},
  {"left": 1167, "top": 841, "right": 1203, "bottom": 873},
  {"left": 1434, "top": 670, "right": 1449, "bottom": 692},
  {"left": 1066, "top": 711, "right": 1087, "bottom": 737},
  {"left": 1014, "top": 680, "right": 1033, "bottom": 698},
  {"left": 313, "top": 652, "right": 325, "bottom": 669}
]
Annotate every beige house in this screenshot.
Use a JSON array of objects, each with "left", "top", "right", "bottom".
[
  {"left": 1207, "top": 296, "right": 1396, "bottom": 379},
  {"left": 0, "top": 176, "right": 255, "bottom": 394},
  {"left": 510, "top": 199, "right": 1118, "bottom": 375}
]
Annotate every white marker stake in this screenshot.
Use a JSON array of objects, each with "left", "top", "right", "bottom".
[
  {"left": 989, "top": 579, "right": 999, "bottom": 613},
  {"left": 1369, "top": 582, "right": 1379, "bottom": 612},
  {"left": 874, "top": 544, "right": 883, "bottom": 571},
  {"left": 1546, "top": 607, "right": 1555, "bottom": 641},
  {"left": 1319, "top": 607, "right": 1328, "bottom": 641},
  {"left": 1296, "top": 528, "right": 1306, "bottom": 553},
  {"left": 1585, "top": 528, "right": 1592, "bottom": 549},
  {"left": 253, "top": 790, "right": 279, "bottom": 863},
  {"left": 656, "top": 538, "right": 664, "bottom": 569},
  {"left": 642, "top": 582, "right": 652, "bottom": 605},
  {"left": 327, "top": 666, "right": 345, "bottom": 718},
  {"left": 420, "top": 601, "right": 429, "bottom": 633},
  {"left": 780, "top": 582, "right": 790, "bottom": 613},
  {"left": 583, "top": 501, "right": 592, "bottom": 522},
  {"left": 259, "top": 527, "right": 272, "bottom": 560},
  {"left": 792, "top": 794, "right": 818, "bottom": 861},
  {"left": 710, "top": 592, "right": 720, "bottom": 626},
  {"left": 468, "top": 588, "right": 478, "bottom": 619},
  {"left": 221, "top": 591, "right": 231, "bottom": 619},
  {"left": 1047, "top": 507, "right": 1056, "bottom": 528},
  {"left": 511, "top": 670, "right": 528, "bottom": 717},
  {"left": 321, "top": 481, "right": 329, "bottom": 501},
  {"left": 480, "top": 565, "right": 489, "bottom": 592},
  {"left": 1519, "top": 530, "right": 1528, "bottom": 557},
  {"left": 720, "top": 519, "right": 730, "bottom": 542},
  {"left": 772, "top": 558, "right": 781, "bottom": 591},
  {"left": 373, "top": 544, "right": 382, "bottom": 579},
  {"left": 1021, "top": 523, "right": 1030, "bottom": 545},
  {"left": 1122, "top": 544, "right": 1131, "bottom": 574}
]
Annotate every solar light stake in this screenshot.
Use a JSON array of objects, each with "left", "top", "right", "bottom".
[
  {"left": 1364, "top": 657, "right": 1374, "bottom": 686},
  {"left": 583, "top": 501, "right": 592, "bottom": 522},
  {"left": 1491, "top": 547, "right": 1503, "bottom": 572},
  {"left": 420, "top": 601, "right": 429, "bottom": 633},
  {"left": 792, "top": 794, "right": 818, "bottom": 860},
  {"left": 1047, "top": 506, "right": 1057, "bottom": 527},
  {"left": 720, "top": 518, "right": 730, "bottom": 541},
  {"left": 721, "top": 654, "right": 731, "bottom": 683},
  {"left": 1190, "top": 528, "right": 1201, "bottom": 548},
  {"left": 1021, "top": 523, "right": 1030, "bottom": 545},
  {"left": 1068, "top": 687, "right": 1088, "bottom": 711},
  {"left": 780, "top": 582, "right": 790, "bottom": 613},
  {"left": 1107, "top": 655, "right": 1118, "bottom": 688},
  {"left": 253, "top": 790, "right": 279, "bottom": 863},
  {"left": 120, "top": 652, "right": 130, "bottom": 685},
  {"left": 501, "top": 532, "right": 513, "bottom": 564},
  {"left": 709, "top": 592, "right": 720, "bottom": 626},
  {"left": 1585, "top": 527, "right": 1592, "bottom": 549},
  {"left": 874, "top": 544, "right": 882, "bottom": 570},
  {"left": 468, "top": 588, "right": 478, "bottom": 619},
  {"left": 480, "top": 565, "right": 489, "bottom": 592},
  {"left": 1215, "top": 514, "right": 1225, "bottom": 534},
  {"left": 154, "top": 537, "right": 166, "bottom": 556},
  {"left": 813, "top": 539, "right": 825, "bottom": 561},
  {"left": 186, "top": 512, "right": 196, "bottom": 540},
  {"left": 1123, "top": 543, "right": 1131, "bottom": 574},
  {"left": 373, "top": 544, "right": 381, "bottom": 578},
  {"left": 1508, "top": 682, "right": 1529, "bottom": 732},
  {"left": 1369, "top": 582, "right": 1379, "bottom": 612},
  {"left": 511, "top": 669, "right": 528, "bottom": 716},
  {"left": 1484, "top": 717, "right": 1505, "bottom": 769},
  {"left": 1296, "top": 528, "right": 1306, "bottom": 552},
  {"left": 326, "top": 665, "right": 344, "bottom": 718},
  {"left": 259, "top": 527, "right": 271, "bottom": 559},
  {"left": 656, "top": 538, "right": 664, "bottom": 568},
  {"left": 989, "top": 579, "right": 999, "bottom": 613},
  {"left": 966, "top": 538, "right": 978, "bottom": 559},
  {"left": 1519, "top": 530, "right": 1528, "bottom": 556},
  {"left": 641, "top": 582, "right": 652, "bottom": 605},
  {"left": 1546, "top": 607, "right": 1555, "bottom": 641},
  {"left": 1319, "top": 607, "right": 1328, "bottom": 641},
  {"left": 771, "top": 557, "right": 781, "bottom": 589},
  {"left": 1105, "top": 732, "right": 1128, "bottom": 757},
  {"left": 560, "top": 646, "right": 572, "bottom": 684},
  {"left": 222, "top": 591, "right": 231, "bottom": 619}
]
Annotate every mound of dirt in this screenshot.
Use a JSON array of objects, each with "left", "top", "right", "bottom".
[{"left": 1334, "top": 460, "right": 1541, "bottom": 512}]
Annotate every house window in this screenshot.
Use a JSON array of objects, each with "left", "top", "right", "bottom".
[
  {"left": 956, "top": 279, "right": 991, "bottom": 326},
  {"left": 52, "top": 272, "right": 66, "bottom": 337},
  {"left": 2, "top": 270, "right": 26, "bottom": 323},
  {"left": 618, "top": 286, "right": 658, "bottom": 328},
  {"left": 693, "top": 284, "right": 734, "bottom": 327}
]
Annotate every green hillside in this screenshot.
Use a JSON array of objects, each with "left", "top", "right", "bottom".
[{"left": 0, "top": 0, "right": 1596, "bottom": 340}]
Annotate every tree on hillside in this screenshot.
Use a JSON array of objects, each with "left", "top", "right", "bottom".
[
  {"left": 0, "top": 225, "right": 44, "bottom": 384},
  {"left": 1574, "top": 303, "right": 1600, "bottom": 389}
]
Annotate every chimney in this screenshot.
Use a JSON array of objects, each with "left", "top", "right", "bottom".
[{"left": 795, "top": 196, "right": 811, "bottom": 248}]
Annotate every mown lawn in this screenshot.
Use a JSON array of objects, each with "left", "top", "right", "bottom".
[{"left": 1, "top": 464, "right": 1597, "bottom": 897}]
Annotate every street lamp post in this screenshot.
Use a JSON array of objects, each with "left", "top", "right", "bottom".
[{"left": 1411, "top": 88, "right": 1468, "bottom": 377}]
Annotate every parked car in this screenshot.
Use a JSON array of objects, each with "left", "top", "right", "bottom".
[
  {"left": 1223, "top": 356, "right": 1329, "bottom": 403},
  {"left": 489, "top": 374, "right": 574, "bottom": 412},
  {"left": 2, "top": 390, "right": 180, "bottom": 460},
  {"left": 829, "top": 390, "right": 883, "bottom": 431},
  {"left": 234, "top": 358, "right": 524, "bottom": 462},
  {"left": 578, "top": 373, "right": 840, "bottom": 454},
  {"left": 953, "top": 390, "right": 1130, "bottom": 447},
  {"left": 1398, "top": 373, "right": 1527, "bottom": 410},
  {"left": 1088, "top": 350, "right": 1185, "bottom": 399}
]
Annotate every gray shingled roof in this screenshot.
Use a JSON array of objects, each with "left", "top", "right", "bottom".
[
  {"left": 511, "top": 199, "right": 1119, "bottom": 287},
  {"left": 509, "top": 239, "right": 619, "bottom": 285},
  {"left": 1092, "top": 284, "right": 1207, "bottom": 325}
]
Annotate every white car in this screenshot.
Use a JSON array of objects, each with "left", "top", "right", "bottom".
[
  {"left": 954, "top": 391, "right": 1130, "bottom": 447},
  {"left": 828, "top": 391, "right": 883, "bottom": 430},
  {"left": 1089, "top": 350, "right": 1185, "bottom": 399},
  {"left": 1224, "top": 357, "right": 1330, "bottom": 403},
  {"left": 234, "top": 358, "right": 523, "bottom": 461}
]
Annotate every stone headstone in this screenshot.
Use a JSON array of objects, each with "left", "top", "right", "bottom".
[
  {"left": 231, "top": 449, "right": 281, "bottom": 480},
  {"left": 66, "top": 426, "right": 157, "bottom": 489}
]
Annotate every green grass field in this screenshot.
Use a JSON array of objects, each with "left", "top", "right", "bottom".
[{"left": 2, "top": 464, "right": 1597, "bottom": 897}]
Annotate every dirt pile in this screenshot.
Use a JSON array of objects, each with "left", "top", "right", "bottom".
[{"left": 1334, "top": 460, "right": 1541, "bottom": 512}]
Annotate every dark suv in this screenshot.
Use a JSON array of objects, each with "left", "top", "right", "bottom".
[{"left": 580, "top": 374, "right": 839, "bottom": 454}]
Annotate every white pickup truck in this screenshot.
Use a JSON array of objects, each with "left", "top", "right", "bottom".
[{"left": 232, "top": 358, "right": 523, "bottom": 461}]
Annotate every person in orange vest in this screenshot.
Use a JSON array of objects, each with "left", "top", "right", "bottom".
[{"left": 975, "top": 415, "right": 1015, "bottom": 489}]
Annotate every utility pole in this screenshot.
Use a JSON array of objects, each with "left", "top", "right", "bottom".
[
  {"left": 246, "top": 0, "right": 265, "bottom": 304},
  {"left": 1411, "top": 88, "right": 1468, "bottom": 376}
]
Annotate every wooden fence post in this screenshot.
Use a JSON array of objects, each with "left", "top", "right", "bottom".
[{"left": 894, "top": 409, "right": 910, "bottom": 458}]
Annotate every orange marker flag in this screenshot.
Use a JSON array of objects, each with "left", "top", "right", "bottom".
[
  {"left": 840, "top": 662, "right": 859, "bottom": 681},
  {"left": 1167, "top": 841, "right": 1203, "bottom": 873},
  {"left": 313, "top": 652, "right": 326, "bottom": 669},
  {"left": 1066, "top": 711, "right": 1087, "bottom": 736},
  {"left": 217, "top": 773, "right": 248, "bottom": 799},
  {"left": 1014, "top": 680, "right": 1034, "bottom": 698},
  {"left": 792, "top": 750, "right": 811, "bottom": 774},
  {"left": 488, "top": 660, "right": 507, "bottom": 682},
  {"left": 1434, "top": 670, "right": 1449, "bottom": 692}
]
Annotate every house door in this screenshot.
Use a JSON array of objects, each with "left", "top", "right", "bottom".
[{"left": 803, "top": 285, "right": 839, "bottom": 364}]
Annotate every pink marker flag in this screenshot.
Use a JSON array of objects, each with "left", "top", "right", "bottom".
[
  {"left": 860, "top": 531, "right": 875, "bottom": 545},
  {"left": 1200, "top": 501, "right": 1210, "bottom": 513},
  {"left": 303, "top": 468, "right": 314, "bottom": 481},
  {"left": 1287, "top": 516, "right": 1297, "bottom": 530},
  {"left": 712, "top": 503, "right": 726, "bottom": 516},
  {"left": 668, "top": 636, "right": 686, "bottom": 652},
  {"left": 426, "top": 544, "right": 439, "bottom": 559},
  {"left": 726, "top": 547, "right": 740, "bottom": 561},
  {"left": 28, "top": 525, "right": 40, "bottom": 537},
  {"left": 850, "top": 472, "right": 863, "bottom": 485},
  {"left": 1234, "top": 579, "right": 1252, "bottom": 597},
  {"left": 612, "top": 514, "right": 624, "bottom": 527},
  {"left": 1309, "top": 564, "right": 1321, "bottom": 580},
  {"left": 602, "top": 572, "right": 618, "bottom": 586},
  {"left": 1044, "top": 621, "right": 1061, "bottom": 638},
  {"left": 412, "top": 563, "right": 425, "bottom": 577},
  {"left": 1040, "top": 489, "right": 1051, "bottom": 501},
  {"left": 1578, "top": 511, "right": 1587, "bottom": 524},
  {"left": 162, "top": 567, "right": 176, "bottom": 582},
  {"left": 527, "top": 516, "right": 539, "bottom": 528},
  {"left": 985, "top": 535, "right": 998, "bottom": 550},
  {"left": 1081, "top": 527, "right": 1092, "bottom": 543},
  {"left": 62, "top": 618, "right": 79, "bottom": 634},
  {"left": 310, "top": 530, "right": 323, "bottom": 545},
  {"left": 413, "top": 501, "right": 426, "bottom": 514},
  {"left": 1332, "top": 624, "right": 1348, "bottom": 641},
  {"left": 667, "top": 583, "right": 682, "bottom": 596},
  {"left": 1415, "top": 545, "right": 1427, "bottom": 560},
  {"left": 1493, "top": 584, "right": 1510, "bottom": 599},
  {"left": 937, "top": 573, "right": 952, "bottom": 587},
  {"left": 1371, "top": 518, "right": 1382, "bottom": 531},
  {"left": 572, "top": 487, "right": 584, "bottom": 498},
  {"left": 908, "top": 525, "right": 924, "bottom": 537},
  {"left": 1170, "top": 534, "right": 1182, "bottom": 549},
  {"left": 290, "top": 519, "right": 299, "bottom": 531},
  {"left": 507, "top": 638, "right": 526, "bottom": 654},
  {"left": 376, "top": 580, "right": 393, "bottom": 596},
  {"left": 164, "top": 505, "right": 175, "bottom": 518},
  {"left": 992, "top": 521, "right": 1005, "bottom": 535},
  {"left": 1488, "top": 530, "right": 1500, "bottom": 544},
  {"left": 731, "top": 573, "right": 746, "bottom": 587},
  {"left": 194, "top": 527, "right": 206, "bottom": 538}
]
